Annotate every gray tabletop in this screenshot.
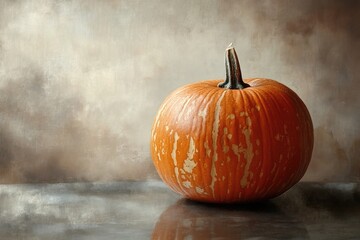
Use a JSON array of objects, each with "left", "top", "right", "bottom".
[{"left": 0, "top": 181, "right": 359, "bottom": 239}]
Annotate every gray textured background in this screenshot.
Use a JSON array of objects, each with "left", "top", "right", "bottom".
[{"left": 0, "top": 0, "right": 359, "bottom": 183}]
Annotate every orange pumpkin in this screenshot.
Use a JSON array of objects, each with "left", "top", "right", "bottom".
[{"left": 150, "top": 46, "right": 313, "bottom": 203}]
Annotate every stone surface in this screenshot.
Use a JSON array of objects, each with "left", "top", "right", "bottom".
[{"left": 0, "top": 181, "right": 359, "bottom": 239}]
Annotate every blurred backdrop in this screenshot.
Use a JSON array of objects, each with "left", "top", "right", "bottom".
[{"left": 0, "top": 0, "right": 359, "bottom": 183}]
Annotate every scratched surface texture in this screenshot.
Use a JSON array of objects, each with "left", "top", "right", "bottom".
[{"left": 0, "top": 0, "right": 359, "bottom": 183}]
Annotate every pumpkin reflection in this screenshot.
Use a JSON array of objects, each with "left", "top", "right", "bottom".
[{"left": 152, "top": 199, "right": 309, "bottom": 240}]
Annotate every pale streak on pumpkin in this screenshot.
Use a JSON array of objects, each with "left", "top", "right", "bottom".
[
  {"left": 222, "top": 128, "right": 229, "bottom": 153},
  {"left": 240, "top": 115, "right": 255, "bottom": 188},
  {"left": 210, "top": 91, "right": 227, "bottom": 197},
  {"left": 178, "top": 97, "right": 192, "bottom": 122},
  {"left": 246, "top": 115, "right": 252, "bottom": 127},
  {"left": 227, "top": 114, "right": 235, "bottom": 119},
  {"left": 183, "top": 137, "right": 197, "bottom": 173},
  {"left": 232, "top": 144, "right": 241, "bottom": 161},
  {"left": 204, "top": 142, "right": 211, "bottom": 157},
  {"left": 171, "top": 132, "right": 181, "bottom": 186},
  {"left": 198, "top": 101, "right": 211, "bottom": 144},
  {"left": 195, "top": 187, "right": 205, "bottom": 194},
  {"left": 182, "top": 180, "right": 192, "bottom": 188}
]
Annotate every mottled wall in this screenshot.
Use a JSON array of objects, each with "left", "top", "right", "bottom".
[{"left": 0, "top": 0, "right": 359, "bottom": 183}]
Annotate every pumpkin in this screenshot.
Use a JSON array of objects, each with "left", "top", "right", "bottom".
[{"left": 150, "top": 45, "right": 313, "bottom": 203}]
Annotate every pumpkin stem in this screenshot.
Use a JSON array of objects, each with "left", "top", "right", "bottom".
[{"left": 218, "top": 44, "right": 250, "bottom": 89}]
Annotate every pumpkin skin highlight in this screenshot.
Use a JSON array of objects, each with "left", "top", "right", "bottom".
[{"left": 150, "top": 49, "right": 313, "bottom": 203}]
